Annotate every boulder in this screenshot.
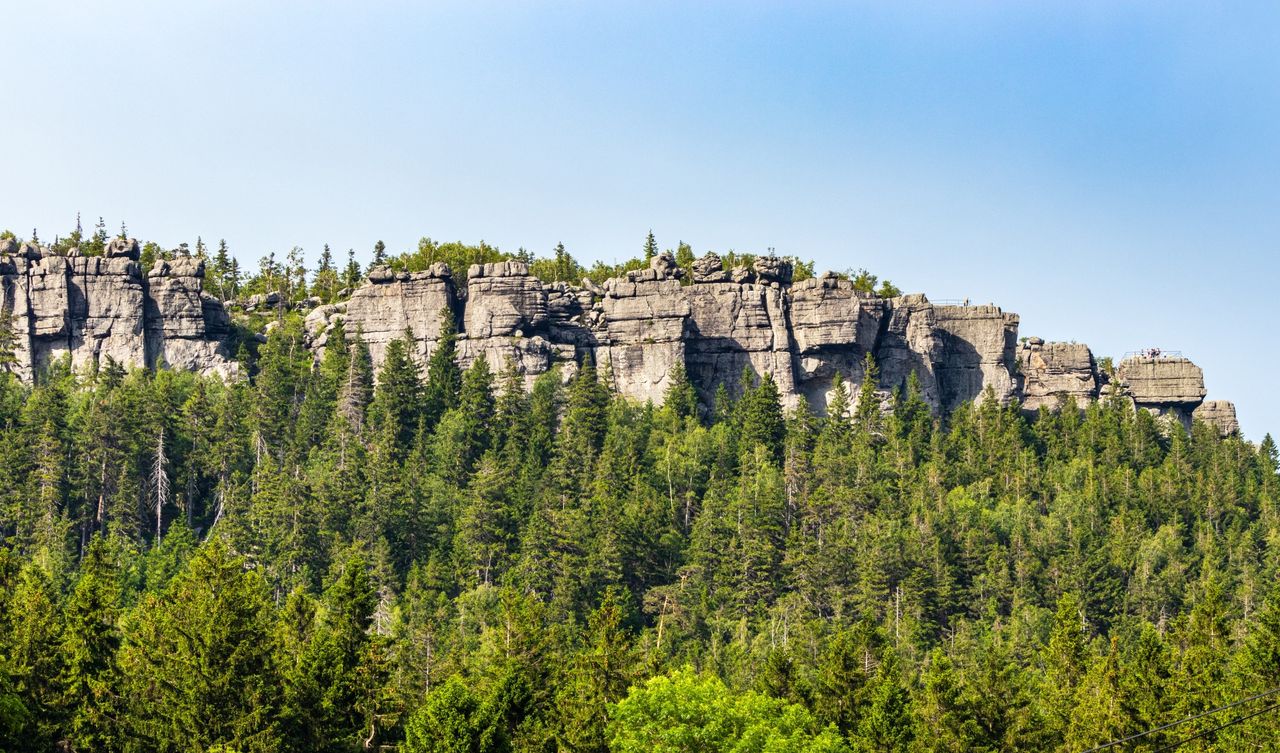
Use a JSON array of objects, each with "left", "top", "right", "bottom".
[
  {"left": 692, "top": 252, "right": 728, "bottom": 283},
  {"left": 752, "top": 256, "right": 793, "bottom": 284},
  {"left": 105, "top": 237, "right": 141, "bottom": 260},
  {"left": 649, "top": 251, "right": 680, "bottom": 279}
]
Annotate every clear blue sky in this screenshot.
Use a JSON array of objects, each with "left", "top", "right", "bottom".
[{"left": 3, "top": 1, "right": 1278, "bottom": 437}]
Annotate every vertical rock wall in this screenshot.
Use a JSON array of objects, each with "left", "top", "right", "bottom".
[{"left": 0, "top": 238, "right": 234, "bottom": 380}]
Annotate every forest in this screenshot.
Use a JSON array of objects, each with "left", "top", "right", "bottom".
[{"left": 0, "top": 232, "right": 1276, "bottom": 752}]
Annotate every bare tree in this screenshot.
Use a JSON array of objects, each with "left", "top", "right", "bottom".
[{"left": 151, "top": 426, "right": 170, "bottom": 541}]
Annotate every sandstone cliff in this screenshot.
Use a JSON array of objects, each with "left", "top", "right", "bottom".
[
  {"left": 306, "top": 251, "right": 1238, "bottom": 434},
  {"left": 0, "top": 238, "right": 235, "bottom": 380},
  {"left": 0, "top": 239, "right": 1239, "bottom": 435}
]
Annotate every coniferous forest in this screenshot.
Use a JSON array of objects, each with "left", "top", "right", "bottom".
[{"left": 0, "top": 244, "right": 1278, "bottom": 752}]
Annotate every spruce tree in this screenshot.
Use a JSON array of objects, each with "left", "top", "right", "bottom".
[
  {"left": 422, "top": 309, "right": 461, "bottom": 431},
  {"left": 119, "top": 538, "right": 284, "bottom": 753},
  {"left": 370, "top": 333, "right": 422, "bottom": 458}
]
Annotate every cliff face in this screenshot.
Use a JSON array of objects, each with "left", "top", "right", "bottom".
[
  {"left": 303, "top": 251, "right": 1237, "bottom": 435},
  {"left": 0, "top": 238, "right": 235, "bottom": 380},
  {"left": 0, "top": 240, "right": 1239, "bottom": 436}
]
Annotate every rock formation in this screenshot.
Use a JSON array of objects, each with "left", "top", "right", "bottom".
[
  {"left": 1193, "top": 400, "right": 1240, "bottom": 437},
  {"left": 0, "top": 235, "right": 1240, "bottom": 434},
  {"left": 1017, "top": 339, "right": 1097, "bottom": 412},
  {"left": 0, "top": 238, "right": 235, "bottom": 380},
  {"left": 303, "top": 253, "right": 1238, "bottom": 433}
]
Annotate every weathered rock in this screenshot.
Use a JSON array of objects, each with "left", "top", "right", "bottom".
[
  {"left": 684, "top": 281, "right": 796, "bottom": 407},
  {"left": 105, "top": 237, "right": 140, "bottom": 260},
  {"left": 367, "top": 265, "right": 396, "bottom": 283},
  {"left": 600, "top": 278, "right": 689, "bottom": 403},
  {"left": 649, "top": 251, "right": 680, "bottom": 279},
  {"left": 463, "top": 263, "right": 546, "bottom": 338},
  {"left": 1018, "top": 340, "right": 1097, "bottom": 411},
  {"left": 932, "top": 305, "right": 1020, "bottom": 411},
  {"left": 342, "top": 273, "right": 456, "bottom": 366},
  {"left": 0, "top": 226, "right": 1243, "bottom": 430},
  {"left": 0, "top": 241, "right": 235, "bottom": 378},
  {"left": 692, "top": 252, "right": 728, "bottom": 283},
  {"left": 1194, "top": 400, "right": 1239, "bottom": 436},
  {"left": 872, "top": 294, "right": 941, "bottom": 408},
  {"left": 752, "top": 256, "right": 793, "bottom": 285},
  {"left": 1116, "top": 356, "right": 1206, "bottom": 408}
]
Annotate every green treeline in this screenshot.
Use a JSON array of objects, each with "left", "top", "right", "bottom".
[{"left": 0, "top": 318, "right": 1278, "bottom": 752}]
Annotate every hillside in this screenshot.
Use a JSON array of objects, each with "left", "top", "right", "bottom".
[{"left": 0, "top": 233, "right": 1274, "bottom": 752}]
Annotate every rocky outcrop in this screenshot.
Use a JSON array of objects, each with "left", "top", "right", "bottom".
[
  {"left": 339, "top": 266, "right": 455, "bottom": 366},
  {"left": 0, "top": 234, "right": 1239, "bottom": 430},
  {"left": 1193, "top": 400, "right": 1239, "bottom": 437},
  {"left": 0, "top": 240, "right": 234, "bottom": 380},
  {"left": 933, "top": 305, "right": 1020, "bottom": 411},
  {"left": 314, "top": 262, "right": 1236, "bottom": 426},
  {"left": 1017, "top": 339, "right": 1097, "bottom": 412},
  {"left": 599, "top": 257, "right": 689, "bottom": 403},
  {"left": 1115, "top": 356, "right": 1207, "bottom": 421}
]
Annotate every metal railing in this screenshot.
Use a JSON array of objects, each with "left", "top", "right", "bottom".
[{"left": 1122, "top": 349, "right": 1183, "bottom": 360}]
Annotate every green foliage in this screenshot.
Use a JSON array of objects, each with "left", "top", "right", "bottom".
[
  {"left": 118, "top": 537, "right": 283, "bottom": 752},
  {"left": 0, "top": 311, "right": 1273, "bottom": 752},
  {"left": 609, "top": 667, "right": 848, "bottom": 753}
]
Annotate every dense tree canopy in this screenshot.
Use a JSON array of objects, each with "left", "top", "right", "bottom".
[{"left": 0, "top": 232, "right": 1274, "bottom": 750}]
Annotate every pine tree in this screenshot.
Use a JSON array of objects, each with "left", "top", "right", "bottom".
[
  {"left": 119, "top": 538, "right": 284, "bottom": 752},
  {"left": 0, "top": 307, "right": 20, "bottom": 375},
  {"left": 55, "top": 536, "right": 123, "bottom": 752},
  {"left": 370, "top": 333, "right": 422, "bottom": 458},
  {"left": 312, "top": 244, "right": 341, "bottom": 302},
  {"left": 455, "top": 451, "right": 517, "bottom": 587},
  {"left": 662, "top": 362, "right": 698, "bottom": 421},
  {"left": 282, "top": 555, "right": 383, "bottom": 753},
  {"left": 553, "top": 586, "right": 639, "bottom": 753},
  {"left": 422, "top": 309, "right": 461, "bottom": 432},
  {"left": 738, "top": 372, "right": 785, "bottom": 464},
  {"left": 342, "top": 249, "right": 362, "bottom": 289},
  {"left": 642, "top": 230, "right": 658, "bottom": 261}
]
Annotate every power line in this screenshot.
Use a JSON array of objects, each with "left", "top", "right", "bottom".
[
  {"left": 1150, "top": 700, "right": 1280, "bottom": 753},
  {"left": 1079, "top": 687, "right": 1280, "bottom": 753}
]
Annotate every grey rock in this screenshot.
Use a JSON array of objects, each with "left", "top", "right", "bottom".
[
  {"left": 752, "top": 256, "right": 793, "bottom": 284},
  {"left": 105, "top": 238, "right": 141, "bottom": 260},
  {"left": 1018, "top": 341, "right": 1097, "bottom": 412},
  {"left": 1116, "top": 356, "right": 1206, "bottom": 408},
  {"left": 933, "top": 304, "right": 1020, "bottom": 411},
  {"left": 692, "top": 252, "right": 728, "bottom": 283},
  {"left": 464, "top": 265, "right": 546, "bottom": 338},
  {"left": 649, "top": 251, "right": 680, "bottom": 279},
  {"left": 1193, "top": 400, "right": 1239, "bottom": 436},
  {"left": 0, "top": 228, "right": 1243, "bottom": 431}
]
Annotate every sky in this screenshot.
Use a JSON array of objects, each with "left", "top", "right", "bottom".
[{"left": 2, "top": 1, "right": 1278, "bottom": 437}]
